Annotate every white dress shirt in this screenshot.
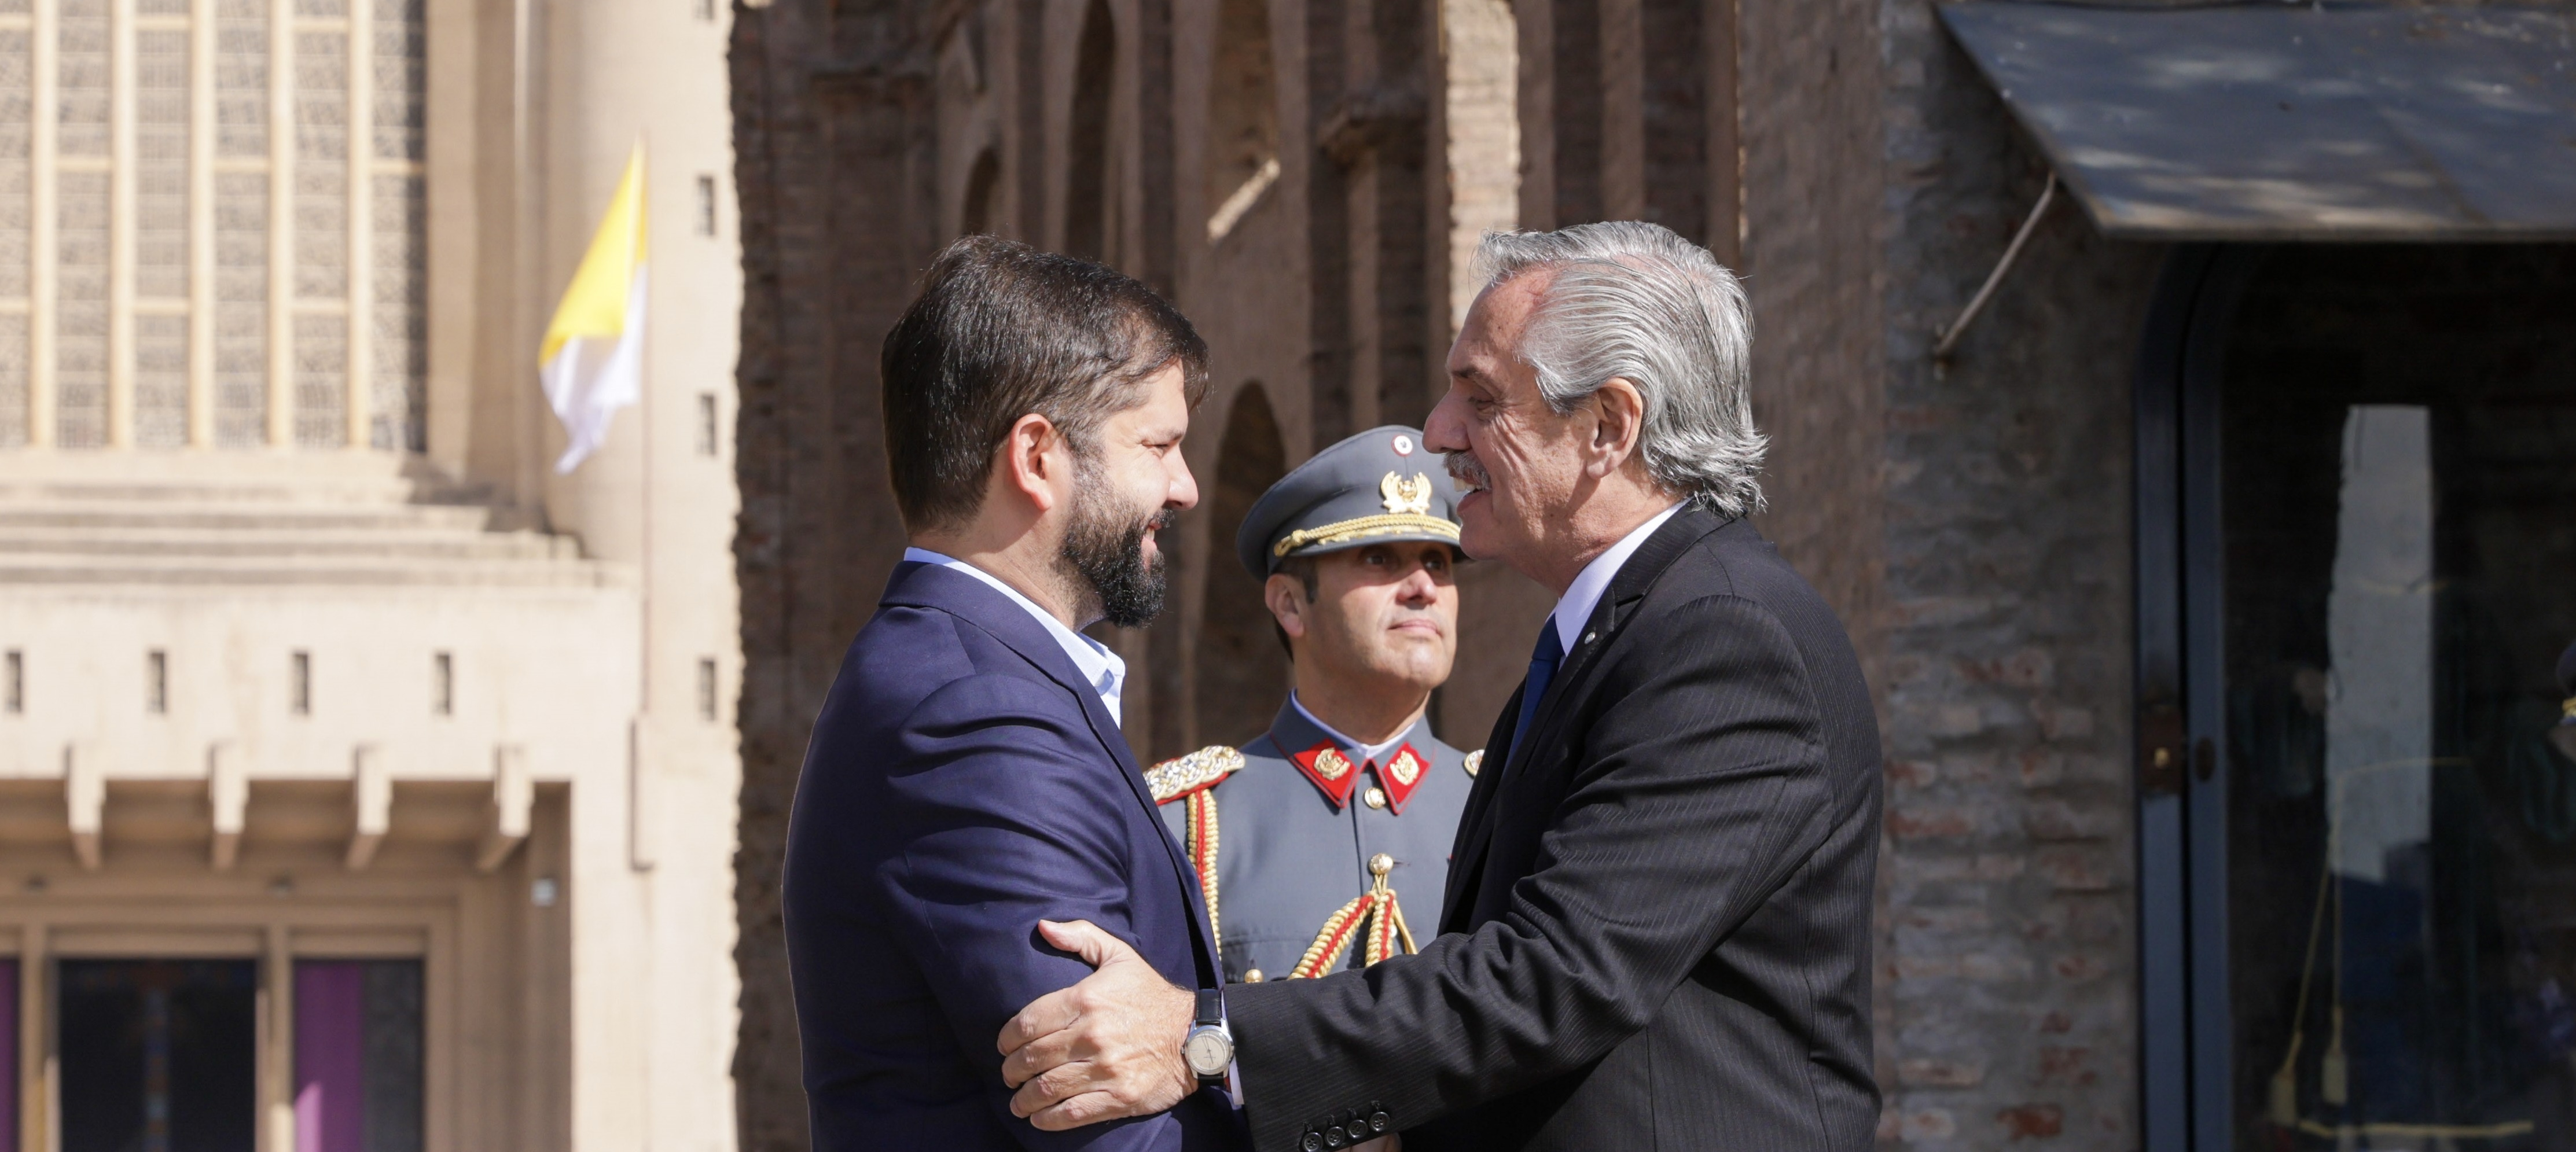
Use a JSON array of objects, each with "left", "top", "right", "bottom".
[
  {"left": 1549, "top": 502, "right": 1686, "bottom": 655},
  {"left": 902, "top": 547, "right": 1127, "bottom": 724},
  {"left": 1290, "top": 692, "right": 1414, "bottom": 766}
]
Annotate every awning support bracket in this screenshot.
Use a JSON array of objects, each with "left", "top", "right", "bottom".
[{"left": 1935, "top": 172, "right": 2057, "bottom": 363}]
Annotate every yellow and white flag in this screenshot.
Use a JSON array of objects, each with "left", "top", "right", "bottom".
[{"left": 540, "top": 145, "right": 649, "bottom": 474}]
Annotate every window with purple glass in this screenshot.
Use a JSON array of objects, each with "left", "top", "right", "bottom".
[
  {"left": 294, "top": 960, "right": 422, "bottom": 1152},
  {"left": 0, "top": 958, "right": 15, "bottom": 1142}
]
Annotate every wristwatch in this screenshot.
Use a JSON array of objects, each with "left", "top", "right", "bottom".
[{"left": 1182, "top": 988, "right": 1233, "bottom": 1089}]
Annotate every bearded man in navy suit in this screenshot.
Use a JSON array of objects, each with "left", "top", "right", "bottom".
[{"left": 782, "top": 237, "right": 1242, "bottom": 1151}]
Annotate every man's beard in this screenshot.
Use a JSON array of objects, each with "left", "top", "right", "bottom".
[{"left": 1061, "top": 474, "right": 1174, "bottom": 630}]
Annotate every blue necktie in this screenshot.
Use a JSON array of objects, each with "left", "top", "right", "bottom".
[{"left": 1508, "top": 619, "right": 1566, "bottom": 760}]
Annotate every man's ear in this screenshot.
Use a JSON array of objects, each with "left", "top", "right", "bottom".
[
  {"left": 999, "top": 414, "right": 1068, "bottom": 514},
  {"left": 1263, "top": 573, "right": 1309, "bottom": 641},
  {"left": 1587, "top": 378, "right": 1647, "bottom": 478}
]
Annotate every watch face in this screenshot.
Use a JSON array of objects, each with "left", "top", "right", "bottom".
[{"left": 1184, "top": 1028, "right": 1232, "bottom": 1076}]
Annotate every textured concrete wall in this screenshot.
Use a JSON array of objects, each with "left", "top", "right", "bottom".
[{"left": 1867, "top": 4, "right": 2165, "bottom": 1145}]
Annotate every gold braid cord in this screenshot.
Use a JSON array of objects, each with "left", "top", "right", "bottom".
[
  {"left": 1271, "top": 513, "right": 1460, "bottom": 557},
  {"left": 1152, "top": 746, "right": 1241, "bottom": 959},
  {"left": 1187, "top": 789, "right": 1221, "bottom": 955},
  {"left": 1288, "top": 871, "right": 1416, "bottom": 979}
]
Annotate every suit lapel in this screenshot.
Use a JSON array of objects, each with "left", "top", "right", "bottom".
[
  {"left": 1440, "top": 683, "right": 1524, "bottom": 923},
  {"left": 1438, "top": 507, "right": 1730, "bottom": 928},
  {"left": 881, "top": 563, "right": 1222, "bottom": 984}
]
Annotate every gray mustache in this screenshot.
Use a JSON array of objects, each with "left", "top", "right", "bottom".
[{"left": 1444, "top": 450, "right": 1490, "bottom": 489}]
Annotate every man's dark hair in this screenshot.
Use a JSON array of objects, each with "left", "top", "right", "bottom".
[{"left": 881, "top": 236, "right": 1210, "bottom": 532}]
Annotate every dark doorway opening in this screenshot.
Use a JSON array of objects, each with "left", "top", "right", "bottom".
[
  {"left": 2138, "top": 245, "right": 2576, "bottom": 1150},
  {"left": 1192, "top": 383, "right": 1291, "bottom": 753},
  {"left": 1064, "top": 0, "right": 1116, "bottom": 261},
  {"left": 59, "top": 959, "right": 258, "bottom": 1152}
]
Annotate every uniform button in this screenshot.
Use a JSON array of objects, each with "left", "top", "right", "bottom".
[
  {"left": 1244, "top": 968, "right": 1265, "bottom": 983},
  {"left": 1369, "top": 853, "right": 1394, "bottom": 877},
  {"left": 1364, "top": 786, "right": 1388, "bottom": 809}
]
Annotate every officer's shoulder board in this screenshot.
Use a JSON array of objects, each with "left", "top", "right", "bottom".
[
  {"left": 1464, "top": 749, "right": 1484, "bottom": 778},
  {"left": 1148, "top": 745, "right": 1245, "bottom": 804}
]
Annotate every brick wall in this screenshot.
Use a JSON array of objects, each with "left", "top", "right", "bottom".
[
  {"left": 731, "top": 3, "right": 936, "bottom": 1147},
  {"left": 1866, "top": 4, "right": 2165, "bottom": 1144}
]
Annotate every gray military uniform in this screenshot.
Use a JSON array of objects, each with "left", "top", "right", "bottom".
[
  {"left": 1146, "top": 423, "right": 1480, "bottom": 985},
  {"left": 1156, "top": 702, "right": 1478, "bottom": 984}
]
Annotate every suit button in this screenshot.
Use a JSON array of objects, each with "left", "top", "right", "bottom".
[
  {"left": 1370, "top": 1111, "right": 1391, "bottom": 1132},
  {"left": 1301, "top": 1133, "right": 1322, "bottom": 1152},
  {"left": 1324, "top": 1129, "right": 1348, "bottom": 1149},
  {"left": 1364, "top": 786, "right": 1387, "bottom": 809}
]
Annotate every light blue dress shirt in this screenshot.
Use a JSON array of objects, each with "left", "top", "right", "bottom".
[{"left": 902, "top": 547, "right": 1127, "bottom": 724}]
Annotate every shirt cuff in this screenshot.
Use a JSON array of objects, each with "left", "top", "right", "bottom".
[{"left": 1219, "top": 996, "right": 1244, "bottom": 1108}]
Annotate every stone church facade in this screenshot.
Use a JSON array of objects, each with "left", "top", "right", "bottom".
[{"left": 0, "top": 1, "right": 747, "bottom": 1147}]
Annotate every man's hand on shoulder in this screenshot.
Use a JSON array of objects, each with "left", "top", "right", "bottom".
[{"left": 997, "top": 919, "right": 1200, "bottom": 1131}]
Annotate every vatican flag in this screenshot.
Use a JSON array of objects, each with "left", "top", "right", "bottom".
[{"left": 540, "top": 145, "right": 649, "bottom": 473}]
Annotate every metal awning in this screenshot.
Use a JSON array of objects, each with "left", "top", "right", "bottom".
[{"left": 1939, "top": 3, "right": 2576, "bottom": 241}]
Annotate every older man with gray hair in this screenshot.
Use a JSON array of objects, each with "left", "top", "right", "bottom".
[{"left": 997, "top": 221, "right": 1883, "bottom": 1152}]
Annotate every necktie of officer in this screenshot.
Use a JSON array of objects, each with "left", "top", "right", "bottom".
[{"left": 1508, "top": 619, "right": 1565, "bottom": 759}]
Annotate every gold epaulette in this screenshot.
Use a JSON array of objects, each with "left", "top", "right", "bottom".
[
  {"left": 1463, "top": 749, "right": 1484, "bottom": 778},
  {"left": 1148, "top": 745, "right": 1244, "bottom": 805}
]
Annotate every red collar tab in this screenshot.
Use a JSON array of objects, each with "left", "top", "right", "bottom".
[
  {"left": 1290, "top": 740, "right": 1359, "bottom": 808},
  {"left": 1377, "top": 744, "right": 1430, "bottom": 814}
]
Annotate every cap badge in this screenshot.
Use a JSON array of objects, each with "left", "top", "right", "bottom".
[
  {"left": 1291, "top": 741, "right": 1359, "bottom": 808},
  {"left": 1380, "top": 472, "right": 1434, "bottom": 516},
  {"left": 1391, "top": 434, "right": 1415, "bottom": 455}
]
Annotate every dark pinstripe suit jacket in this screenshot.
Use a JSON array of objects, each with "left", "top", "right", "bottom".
[{"left": 1225, "top": 507, "right": 1882, "bottom": 1152}]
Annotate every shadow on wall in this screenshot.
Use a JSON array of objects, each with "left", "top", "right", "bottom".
[
  {"left": 1065, "top": 0, "right": 1116, "bottom": 261},
  {"left": 1193, "top": 383, "right": 1292, "bottom": 749}
]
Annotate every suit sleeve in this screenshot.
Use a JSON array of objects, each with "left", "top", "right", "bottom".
[
  {"left": 1226, "top": 594, "right": 1838, "bottom": 1151},
  {"left": 873, "top": 672, "right": 1195, "bottom": 1152}
]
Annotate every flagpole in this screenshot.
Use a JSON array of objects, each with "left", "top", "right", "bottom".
[
  {"left": 637, "top": 137, "right": 653, "bottom": 717},
  {"left": 633, "top": 137, "right": 655, "bottom": 874}
]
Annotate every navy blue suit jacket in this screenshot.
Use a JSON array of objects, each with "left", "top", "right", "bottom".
[{"left": 784, "top": 561, "right": 1239, "bottom": 1151}]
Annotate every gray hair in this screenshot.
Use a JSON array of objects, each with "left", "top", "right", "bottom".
[{"left": 1473, "top": 221, "right": 1765, "bottom": 517}]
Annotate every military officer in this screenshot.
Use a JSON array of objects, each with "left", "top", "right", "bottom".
[{"left": 1148, "top": 425, "right": 1481, "bottom": 986}]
